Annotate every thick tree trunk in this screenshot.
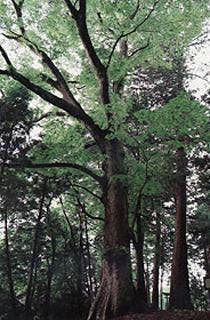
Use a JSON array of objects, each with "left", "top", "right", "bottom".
[
  {"left": 169, "top": 147, "right": 192, "bottom": 310},
  {"left": 88, "top": 140, "right": 134, "bottom": 320},
  {"left": 152, "top": 211, "right": 161, "bottom": 309}
]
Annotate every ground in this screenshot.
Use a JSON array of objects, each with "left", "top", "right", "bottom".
[{"left": 114, "top": 311, "right": 210, "bottom": 320}]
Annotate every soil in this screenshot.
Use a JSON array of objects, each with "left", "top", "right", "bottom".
[{"left": 114, "top": 310, "right": 210, "bottom": 320}]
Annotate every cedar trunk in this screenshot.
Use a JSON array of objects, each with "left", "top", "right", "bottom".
[
  {"left": 88, "top": 140, "right": 134, "bottom": 320},
  {"left": 169, "top": 147, "right": 192, "bottom": 310}
]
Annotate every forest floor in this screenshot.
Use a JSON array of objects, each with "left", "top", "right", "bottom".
[{"left": 114, "top": 310, "right": 210, "bottom": 320}]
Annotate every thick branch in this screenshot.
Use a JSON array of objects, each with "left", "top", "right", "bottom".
[
  {"left": 3, "top": 161, "right": 103, "bottom": 185},
  {"left": 63, "top": 0, "right": 78, "bottom": 18},
  {"left": 64, "top": 0, "right": 110, "bottom": 105},
  {"left": 0, "top": 46, "right": 105, "bottom": 145},
  {"left": 10, "top": 0, "right": 25, "bottom": 34},
  {"left": 3, "top": 28, "right": 78, "bottom": 107}
]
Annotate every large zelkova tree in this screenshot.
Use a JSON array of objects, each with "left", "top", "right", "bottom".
[{"left": 0, "top": 0, "right": 208, "bottom": 318}]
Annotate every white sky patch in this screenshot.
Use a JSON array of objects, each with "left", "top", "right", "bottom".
[{"left": 186, "top": 21, "right": 210, "bottom": 99}]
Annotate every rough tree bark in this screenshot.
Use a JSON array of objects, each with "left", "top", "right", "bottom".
[
  {"left": 88, "top": 140, "right": 135, "bottom": 320},
  {"left": 169, "top": 147, "right": 192, "bottom": 310}
]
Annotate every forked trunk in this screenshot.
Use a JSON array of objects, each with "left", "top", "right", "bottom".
[
  {"left": 88, "top": 140, "right": 134, "bottom": 320},
  {"left": 169, "top": 147, "right": 192, "bottom": 310}
]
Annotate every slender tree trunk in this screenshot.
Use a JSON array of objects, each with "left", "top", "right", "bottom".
[
  {"left": 44, "top": 209, "right": 56, "bottom": 319},
  {"left": 135, "top": 215, "right": 147, "bottom": 304},
  {"left": 84, "top": 211, "right": 94, "bottom": 301},
  {"left": 152, "top": 211, "right": 161, "bottom": 309},
  {"left": 160, "top": 267, "right": 164, "bottom": 310},
  {"left": 169, "top": 147, "right": 192, "bottom": 310},
  {"left": 78, "top": 206, "right": 90, "bottom": 297},
  {"left": 88, "top": 140, "right": 134, "bottom": 320},
  {"left": 204, "top": 245, "right": 210, "bottom": 310},
  {"left": 145, "top": 249, "right": 151, "bottom": 304},
  {"left": 4, "top": 206, "right": 17, "bottom": 317},
  {"left": 25, "top": 180, "right": 46, "bottom": 313}
]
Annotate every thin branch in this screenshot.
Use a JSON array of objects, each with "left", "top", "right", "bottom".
[
  {"left": 70, "top": 183, "right": 102, "bottom": 202},
  {"left": 31, "top": 111, "right": 66, "bottom": 124},
  {"left": 106, "top": 32, "right": 124, "bottom": 69},
  {"left": 128, "top": 37, "right": 150, "bottom": 58},
  {"left": 59, "top": 196, "right": 75, "bottom": 241},
  {"left": 124, "top": 0, "right": 161, "bottom": 38},
  {"left": 3, "top": 161, "right": 103, "bottom": 184},
  {"left": 77, "top": 196, "right": 104, "bottom": 222},
  {"left": 106, "top": 0, "right": 160, "bottom": 68},
  {"left": 185, "top": 72, "right": 210, "bottom": 85},
  {"left": 129, "top": 0, "right": 140, "bottom": 20}
]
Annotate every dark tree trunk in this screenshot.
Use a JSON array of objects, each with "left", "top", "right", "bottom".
[
  {"left": 207, "top": 246, "right": 210, "bottom": 310},
  {"left": 145, "top": 255, "right": 151, "bottom": 305},
  {"left": 152, "top": 211, "right": 161, "bottom": 309},
  {"left": 78, "top": 206, "right": 90, "bottom": 297},
  {"left": 88, "top": 140, "right": 134, "bottom": 320},
  {"left": 160, "top": 268, "right": 164, "bottom": 310},
  {"left": 44, "top": 208, "right": 56, "bottom": 319},
  {"left": 204, "top": 245, "right": 210, "bottom": 310},
  {"left": 169, "top": 147, "right": 192, "bottom": 310},
  {"left": 84, "top": 211, "right": 94, "bottom": 300},
  {"left": 25, "top": 181, "right": 46, "bottom": 313},
  {"left": 4, "top": 206, "right": 17, "bottom": 318},
  {"left": 135, "top": 215, "right": 147, "bottom": 304}
]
